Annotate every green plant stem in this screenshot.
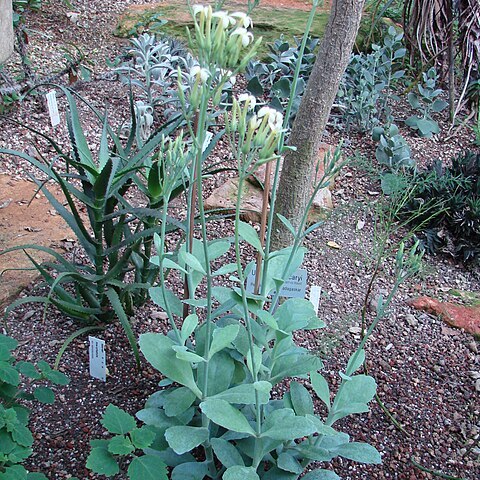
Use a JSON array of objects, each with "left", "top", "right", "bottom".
[
  {"left": 184, "top": 111, "right": 200, "bottom": 319},
  {"left": 410, "top": 457, "right": 466, "bottom": 480},
  {"left": 193, "top": 88, "right": 217, "bottom": 478},
  {"left": 158, "top": 203, "right": 182, "bottom": 343},
  {"left": 234, "top": 172, "right": 263, "bottom": 465}
]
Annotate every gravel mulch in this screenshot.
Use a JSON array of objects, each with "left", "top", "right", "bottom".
[{"left": 0, "top": 1, "right": 479, "bottom": 479}]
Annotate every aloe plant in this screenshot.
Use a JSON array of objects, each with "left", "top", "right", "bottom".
[{"left": 0, "top": 86, "right": 198, "bottom": 366}]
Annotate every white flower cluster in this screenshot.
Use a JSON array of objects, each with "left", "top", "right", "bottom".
[
  {"left": 191, "top": 5, "right": 257, "bottom": 68},
  {"left": 228, "top": 94, "right": 285, "bottom": 161}
]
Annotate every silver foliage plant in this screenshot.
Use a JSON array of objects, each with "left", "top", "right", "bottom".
[{"left": 87, "top": 5, "right": 423, "bottom": 480}]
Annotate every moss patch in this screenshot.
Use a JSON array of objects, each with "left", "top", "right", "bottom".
[{"left": 115, "top": 1, "right": 330, "bottom": 56}]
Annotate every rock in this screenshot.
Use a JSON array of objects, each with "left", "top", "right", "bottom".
[
  {"left": 405, "top": 314, "right": 419, "bottom": 327},
  {"left": 408, "top": 296, "right": 480, "bottom": 336},
  {"left": 206, "top": 143, "right": 341, "bottom": 226},
  {"left": 204, "top": 177, "right": 265, "bottom": 223}
]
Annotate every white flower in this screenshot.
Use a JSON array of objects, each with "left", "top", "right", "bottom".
[
  {"left": 190, "top": 65, "right": 210, "bottom": 83},
  {"left": 248, "top": 114, "right": 261, "bottom": 130},
  {"left": 219, "top": 69, "right": 236, "bottom": 85},
  {"left": 238, "top": 93, "right": 256, "bottom": 110},
  {"left": 212, "top": 10, "right": 235, "bottom": 29},
  {"left": 192, "top": 4, "right": 210, "bottom": 18},
  {"left": 231, "top": 11, "right": 253, "bottom": 28},
  {"left": 230, "top": 27, "right": 254, "bottom": 47},
  {"left": 258, "top": 106, "right": 284, "bottom": 131}
]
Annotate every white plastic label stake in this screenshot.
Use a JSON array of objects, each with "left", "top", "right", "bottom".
[
  {"left": 309, "top": 285, "right": 322, "bottom": 315},
  {"left": 46, "top": 90, "right": 60, "bottom": 127},
  {"left": 89, "top": 336, "right": 106, "bottom": 382},
  {"left": 246, "top": 268, "right": 307, "bottom": 299}
]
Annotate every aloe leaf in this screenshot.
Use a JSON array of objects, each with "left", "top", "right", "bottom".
[
  {"left": 98, "top": 114, "right": 110, "bottom": 171},
  {"left": 54, "top": 325, "right": 105, "bottom": 369},
  {"left": 105, "top": 288, "right": 141, "bottom": 369},
  {"left": 65, "top": 100, "right": 96, "bottom": 175}
]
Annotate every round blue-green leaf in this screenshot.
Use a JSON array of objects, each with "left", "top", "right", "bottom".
[
  {"left": 108, "top": 435, "right": 135, "bottom": 455},
  {"left": 15, "top": 362, "right": 41, "bottom": 380},
  {"left": 302, "top": 469, "right": 340, "bottom": 479},
  {"left": 0, "top": 362, "right": 20, "bottom": 386},
  {"left": 1, "top": 464, "right": 28, "bottom": 480},
  {"left": 165, "top": 426, "right": 209, "bottom": 455},
  {"left": 127, "top": 455, "right": 168, "bottom": 480},
  {"left": 223, "top": 466, "right": 260, "bottom": 480}
]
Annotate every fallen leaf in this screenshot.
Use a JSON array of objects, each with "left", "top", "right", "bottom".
[{"left": 327, "top": 241, "right": 341, "bottom": 249}]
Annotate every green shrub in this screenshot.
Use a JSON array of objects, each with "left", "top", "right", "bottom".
[
  {"left": 400, "top": 151, "right": 480, "bottom": 261},
  {"left": 0, "top": 333, "right": 69, "bottom": 478},
  {"left": 405, "top": 67, "right": 448, "bottom": 138},
  {"left": 334, "top": 26, "right": 406, "bottom": 132}
]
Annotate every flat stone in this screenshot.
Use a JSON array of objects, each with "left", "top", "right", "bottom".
[
  {"left": 409, "top": 296, "right": 480, "bottom": 337},
  {"left": 206, "top": 143, "right": 340, "bottom": 226},
  {"left": 204, "top": 176, "right": 265, "bottom": 224}
]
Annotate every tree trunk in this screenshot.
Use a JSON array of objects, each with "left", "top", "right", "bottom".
[
  {"left": 0, "top": 0, "right": 14, "bottom": 63},
  {"left": 271, "top": 0, "right": 365, "bottom": 249}
]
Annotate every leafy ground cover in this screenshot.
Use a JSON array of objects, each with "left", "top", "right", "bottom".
[{"left": 0, "top": 1, "right": 479, "bottom": 479}]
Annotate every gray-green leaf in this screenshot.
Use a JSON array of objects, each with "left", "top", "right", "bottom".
[
  {"left": 223, "top": 466, "right": 260, "bottom": 480},
  {"left": 208, "top": 325, "right": 239, "bottom": 359},
  {"left": 211, "top": 438, "right": 245, "bottom": 468},
  {"left": 333, "top": 442, "right": 381, "bottom": 464},
  {"left": 311, "top": 372, "right": 330, "bottom": 410},
  {"left": 140, "top": 333, "right": 202, "bottom": 398},
  {"left": 200, "top": 399, "right": 255, "bottom": 435},
  {"left": 165, "top": 426, "right": 209, "bottom": 455},
  {"left": 238, "top": 221, "right": 263, "bottom": 253}
]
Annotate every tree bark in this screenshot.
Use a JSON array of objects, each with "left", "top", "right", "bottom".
[
  {"left": 0, "top": 0, "right": 14, "bottom": 63},
  {"left": 271, "top": 0, "right": 365, "bottom": 249}
]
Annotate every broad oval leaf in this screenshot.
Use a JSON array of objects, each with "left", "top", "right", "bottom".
[
  {"left": 139, "top": 333, "right": 202, "bottom": 398},
  {"left": 165, "top": 426, "right": 209, "bottom": 455},
  {"left": 332, "top": 442, "right": 381, "bottom": 464},
  {"left": 238, "top": 221, "right": 263, "bottom": 253},
  {"left": 223, "top": 466, "right": 260, "bottom": 480},
  {"left": 211, "top": 438, "right": 245, "bottom": 468},
  {"left": 208, "top": 324, "right": 239, "bottom": 359},
  {"left": 200, "top": 398, "right": 255, "bottom": 436}
]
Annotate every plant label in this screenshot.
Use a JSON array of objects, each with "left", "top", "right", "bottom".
[
  {"left": 309, "top": 285, "right": 322, "bottom": 315},
  {"left": 46, "top": 90, "right": 60, "bottom": 127},
  {"left": 89, "top": 336, "right": 106, "bottom": 382},
  {"left": 246, "top": 268, "right": 307, "bottom": 298}
]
